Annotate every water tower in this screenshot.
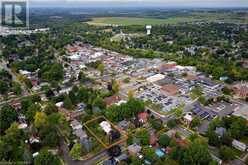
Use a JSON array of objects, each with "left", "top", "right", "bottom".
[{"left": 146, "top": 25, "right": 152, "bottom": 35}]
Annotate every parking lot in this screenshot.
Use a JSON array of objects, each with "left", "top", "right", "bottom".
[{"left": 136, "top": 84, "right": 192, "bottom": 112}]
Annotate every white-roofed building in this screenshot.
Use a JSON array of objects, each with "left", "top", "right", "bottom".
[
  {"left": 100, "top": 121, "right": 112, "bottom": 134},
  {"left": 183, "top": 112, "right": 193, "bottom": 126},
  {"left": 146, "top": 74, "right": 165, "bottom": 83},
  {"left": 232, "top": 139, "right": 247, "bottom": 151}
]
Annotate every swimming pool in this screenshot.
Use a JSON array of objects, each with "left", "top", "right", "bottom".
[{"left": 155, "top": 149, "right": 165, "bottom": 157}]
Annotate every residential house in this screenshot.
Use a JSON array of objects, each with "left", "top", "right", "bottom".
[
  {"left": 104, "top": 95, "right": 121, "bottom": 107},
  {"left": 128, "top": 144, "right": 142, "bottom": 156},
  {"left": 233, "top": 83, "right": 248, "bottom": 98},
  {"left": 100, "top": 121, "right": 112, "bottom": 134},
  {"left": 138, "top": 112, "right": 148, "bottom": 123},
  {"left": 232, "top": 139, "right": 247, "bottom": 152},
  {"left": 149, "top": 133, "right": 158, "bottom": 146},
  {"left": 118, "top": 120, "right": 129, "bottom": 130},
  {"left": 215, "top": 127, "right": 226, "bottom": 137},
  {"left": 70, "top": 120, "right": 88, "bottom": 145},
  {"left": 183, "top": 113, "right": 193, "bottom": 126},
  {"left": 70, "top": 120, "right": 83, "bottom": 130}
]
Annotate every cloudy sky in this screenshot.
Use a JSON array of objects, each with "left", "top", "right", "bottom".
[{"left": 30, "top": 0, "right": 248, "bottom": 7}]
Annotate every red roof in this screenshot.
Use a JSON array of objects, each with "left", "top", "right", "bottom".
[{"left": 138, "top": 112, "right": 148, "bottom": 123}]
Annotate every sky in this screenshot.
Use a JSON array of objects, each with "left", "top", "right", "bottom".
[{"left": 29, "top": 0, "right": 248, "bottom": 8}]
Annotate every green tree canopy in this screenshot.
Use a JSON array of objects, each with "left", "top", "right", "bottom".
[
  {"left": 159, "top": 134, "right": 171, "bottom": 147},
  {"left": 69, "top": 143, "right": 82, "bottom": 160},
  {"left": 182, "top": 140, "right": 212, "bottom": 165},
  {"left": 34, "top": 149, "right": 61, "bottom": 165},
  {"left": 0, "top": 104, "right": 17, "bottom": 134}
]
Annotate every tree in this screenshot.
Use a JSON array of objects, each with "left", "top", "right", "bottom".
[
  {"left": 44, "top": 102, "right": 58, "bottom": 115},
  {"left": 142, "top": 146, "right": 159, "bottom": 162},
  {"left": 92, "top": 97, "right": 105, "bottom": 109},
  {"left": 97, "top": 63, "right": 105, "bottom": 76},
  {"left": 198, "top": 96, "right": 207, "bottom": 105},
  {"left": 190, "top": 117, "right": 201, "bottom": 128},
  {"left": 150, "top": 119, "right": 163, "bottom": 131},
  {"left": 219, "top": 146, "right": 235, "bottom": 161},
  {"left": 164, "top": 158, "right": 179, "bottom": 165},
  {"left": 34, "top": 149, "right": 61, "bottom": 165},
  {"left": 40, "top": 63, "right": 64, "bottom": 82},
  {"left": 25, "top": 103, "right": 41, "bottom": 123},
  {"left": 0, "top": 122, "right": 25, "bottom": 161},
  {"left": 69, "top": 143, "right": 82, "bottom": 160},
  {"left": 0, "top": 80, "right": 8, "bottom": 94},
  {"left": 159, "top": 134, "right": 171, "bottom": 147},
  {"left": 63, "top": 96, "right": 73, "bottom": 110},
  {"left": 0, "top": 104, "right": 17, "bottom": 134},
  {"left": 11, "top": 82, "right": 22, "bottom": 95},
  {"left": 167, "top": 119, "right": 177, "bottom": 129},
  {"left": 135, "top": 128, "right": 149, "bottom": 145},
  {"left": 45, "top": 88, "right": 55, "bottom": 98},
  {"left": 175, "top": 108, "right": 183, "bottom": 118},
  {"left": 112, "top": 80, "right": 120, "bottom": 94},
  {"left": 34, "top": 112, "right": 48, "bottom": 129},
  {"left": 182, "top": 140, "right": 212, "bottom": 165},
  {"left": 190, "top": 86, "right": 203, "bottom": 99},
  {"left": 222, "top": 86, "right": 232, "bottom": 95},
  {"left": 208, "top": 130, "right": 221, "bottom": 147},
  {"left": 126, "top": 98, "right": 144, "bottom": 116},
  {"left": 229, "top": 117, "right": 247, "bottom": 139},
  {"left": 221, "top": 133, "right": 233, "bottom": 146}
]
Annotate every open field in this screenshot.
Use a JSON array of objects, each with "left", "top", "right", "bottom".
[
  {"left": 87, "top": 17, "right": 201, "bottom": 26},
  {"left": 87, "top": 13, "right": 248, "bottom": 26}
]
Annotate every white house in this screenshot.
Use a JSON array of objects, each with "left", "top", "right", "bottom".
[
  {"left": 232, "top": 139, "right": 247, "bottom": 152},
  {"left": 100, "top": 121, "right": 112, "bottom": 134}
]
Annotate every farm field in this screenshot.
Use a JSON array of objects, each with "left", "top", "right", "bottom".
[
  {"left": 87, "top": 13, "right": 248, "bottom": 26},
  {"left": 87, "top": 17, "right": 200, "bottom": 26}
]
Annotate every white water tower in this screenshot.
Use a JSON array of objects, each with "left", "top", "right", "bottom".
[{"left": 146, "top": 25, "right": 152, "bottom": 35}]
